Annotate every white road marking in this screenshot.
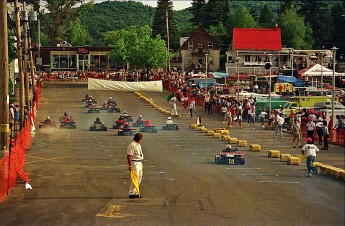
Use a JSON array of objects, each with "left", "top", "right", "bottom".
[
  {"left": 259, "top": 181, "right": 299, "bottom": 184},
  {"left": 226, "top": 168, "right": 261, "bottom": 170},
  {"left": 241, "top": 174, "right": 279, "bottom": 176},
  {"left": 143, "top": 178, "right": 175, "bottom": 181}
]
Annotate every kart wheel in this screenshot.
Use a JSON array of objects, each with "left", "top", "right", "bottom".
[{"left": 103, "top": 127, "right": 107, "bottom": 131}]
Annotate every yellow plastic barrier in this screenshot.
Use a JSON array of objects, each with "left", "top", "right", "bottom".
[
  {"left": 229, "top": 138, "right": 238, "bottom": 144},
  {"left": 249, "top": 144, "right": 261, "bottom": 152},
  {"left": 237, "top": 140, "right": 247, "bottom": 147},
  {"left": 287, "top": 156, "right": 301, "bottom": 165},
  {"left": 221, "top": 135, "right": 230, "bottom": 141},
  {"left": 199, "top": 127, "right": 208, "bottom": 133},
  {"left": 206, "top": 130, "right": 214, "bottom": 136},
  {"left": 280, "top": 154, "right": 291, "bottom": 162},
  {"left": 213, "top": 133, "right": 222, "bottom": 139},
  {"left": 190, "top": 124, "right": 197, "bottom": 129},
  {"left": 268, "top": 150, "right": 280, "bottom": 158},
  {"left": 219, "top": 130, "right": 229, "bottom": 135},
  {"left": 195, "top": 126, "right": 204, "bottom": 131}
]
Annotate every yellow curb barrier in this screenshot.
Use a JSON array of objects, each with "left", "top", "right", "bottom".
[
  {"left": 267, "top": 150, "right": 280, "bottom": 158},
  {"left": 249, "top": 144, "right": 261, "bottom": 152},
  {"left": 287, "top": 156, "right": 301, "bottom": 165},
  {"left": 229, "top": 138, "right": 238, "bottom": 144},
  {"left": 280, "top": 154, "right": 291, "bottom": 162},
  {"left": 206, "top": 130, "right": 214, "bottom": 136},
  {"left": 213, "top": 133, "right": 222, "bottom": 139},
  {"left": 237, "top": 140, "right": 247, "bottom": 147}
]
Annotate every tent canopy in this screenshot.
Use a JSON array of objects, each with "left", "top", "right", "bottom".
[
  {"left": 210, "top": 72, "right": 229, "bottom": 79},
  {"left": 301, "top": 64, "right": 343, "bottom": 77},
  {"left": 277, "top": 75, "right": 302, "bottom": 86}
]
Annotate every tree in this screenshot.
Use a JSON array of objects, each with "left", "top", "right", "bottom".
[
  {"left": 278, "top": 0, "right": 296, "bottom": 15},
  {"left": 189, "top": 0, "right": 206, "bottom": 26},
  {"left": 280, "top": 7, "right": 313, "bottom": 49},
  {"left": 204, "top": 0, "right": 230, "bottom": 29},
  {"left": 227, "top": 6, "right": 258, "bottom": 37},
  {"left": 331, "top": 2, "right": 345, "bottom": 55},
  {"left": 151, "top": 0, "right": 180, "bottom": 51},
  {"left": 44, "top": 0, "right": 93, "bottom": 44},
  {"left": 66, "top": 18, "right": 91, "bottom": 46},
  {"left": 299, "top": 0, "right": 333, "bottom": 48},
  {"left": 8, "top": 33, "right": 16, "bottom": 63},
  {"left": 107, "top": 25, "right": 169, "bottom": 69},
  {"left": 259, "top": 4, "right": 273, "bottom": 23}
]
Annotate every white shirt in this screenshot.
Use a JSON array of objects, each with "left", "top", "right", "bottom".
[
  {"left": 307, "top": 122, "right": 315, "bottom": 131},
  {"left": 127, "top": 141, "right": 143, "bottom": 160},
  {"left": 277, "top": 115, "right": 285, "bottom": 125},
  {"left": 302, "top": 144, "right": 319, "bottom": 157}
]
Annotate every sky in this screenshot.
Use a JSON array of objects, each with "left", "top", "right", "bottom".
[{"left": 93, "top": 0, "right": 192, "bottom": 10}]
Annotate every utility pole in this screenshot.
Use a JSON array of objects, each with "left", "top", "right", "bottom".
[
  {"left": 23, "top": 1, "right": 30, "bottom": 108},
  {"left": 0, "top": 0, "right": 10, "bottom": 157},
  {"left": 15, "top": 0, "right": 25, "bottom": 129},
  {"left": 166, "top": 10, "right": 170, "bottom": 72}
]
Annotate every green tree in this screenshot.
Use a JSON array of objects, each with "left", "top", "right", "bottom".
[
  {"left": 189, "top": 0, "right": 206, "bottom": 26},
  {"left": 204, "top": 0, "right": 230, "bottom": 29},
  {"left": 331, "top": 2, "right": 345, "bottom": 55},
  {"left": 44, "top": 0, "right": 93, "bottom": 44},
  {"left": 8, "top": 33, "right": 16, "bottom": 63},
  {"left": 259, "top": 4, "right": 273, "bottom": 23},
  {"left": 227, "top": 6, "right": 258, "bottom": 37},
  {"left": 107, "top": 25, "right": 169, "bottom": 69},
  {"left": 152, "top": 0, "right": 180, "bottom": 51},
  {"left": 278, "top": 0, "right": 296, "bottom": 15},
  {"left": 299, "top": 0, "right": 333, "bottom": 48},
  {"left": 66, "top": 18, "right": 91, "bottom": 46},
  {"left": 280, "top": 7, "right": 312, "bottom": 49}
]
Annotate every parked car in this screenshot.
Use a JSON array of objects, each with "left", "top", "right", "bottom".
[{"left": 314, "top": 101, "right": 345, "bottom": 109}]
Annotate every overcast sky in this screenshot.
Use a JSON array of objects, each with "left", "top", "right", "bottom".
[{"left": 93, "top": 0, "right": 192, "bottom": 10}]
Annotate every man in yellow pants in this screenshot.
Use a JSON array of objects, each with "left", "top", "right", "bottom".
[{"left": 127, "top": 133, "right": 144, "bottom": 198}]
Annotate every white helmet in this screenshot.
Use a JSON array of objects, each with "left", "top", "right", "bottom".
[
  {"left": 47, "top": 116, "right": 50, "bottom": 120},
  {"left": 226, "top": 144, "right": 232, "bottom": 149},
  {"left": 124, "top": 111, "right": 127, "bottom": 114},
  {"left": 109, "top": 97, "right": 112, "bottom": 100},
  {"left": 139, "top": 115, "right": 142, "bottom": 118},
  {"left": 168, "top": 116, "right": 172, "bottom": 120}
]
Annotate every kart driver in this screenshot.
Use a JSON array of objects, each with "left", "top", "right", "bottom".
[
  {"left": 117, "top": 116, "right": 125, "bottom": 124},
  {"left": 224, "top": 144, "right": 233, "bottom": 152},
  {"left": 44, "top": 116, "right": 52, "bottom": 125},
  {"left": 123, "top": 111, "right": 129, "bottom": 117},
  {"left": 95, "top": 117, "right": 101, "bottom": 124},
  {"left": 137, "top": 115, "right": 144, "bottom": 122},
  {"left": 123, "top": 122, "right": 130, "bottom": 129},
  {"left": 166, "top": 116, "right": 174, "bottom": 124},
  {"left": 145, "top": 120, "right": 152, "bottom": 127}
]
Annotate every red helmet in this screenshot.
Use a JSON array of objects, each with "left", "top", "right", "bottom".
[{"left": 306, "top": 137, "right": 312, "bottom": 143}]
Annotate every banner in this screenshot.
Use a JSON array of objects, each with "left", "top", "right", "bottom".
[{"left": 88, "top": 78, "right": 163, "bottom": 92}]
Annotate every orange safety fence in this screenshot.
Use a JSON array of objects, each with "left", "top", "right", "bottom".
[{"left": 0, "top": 84, "right": 41, "bottom": 203}]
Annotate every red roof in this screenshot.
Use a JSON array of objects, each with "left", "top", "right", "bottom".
[{"left": 233, "top": 28, "right": 282, "bottom": 51}]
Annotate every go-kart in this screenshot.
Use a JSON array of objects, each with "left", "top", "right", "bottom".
[
  {"left": 113, "top": 121, "right": 125, "bottom": 129},
  {"left": 59, "top": 115, "right": 74, "bottom": 122},
  {"left": 108, "top": 105, "right": 120, "bottom": 113},
  {"left": 60, "top": 121, "right": 77, "bottom": 129},
  {"left": 100, "top": 103, "right": 110, "bottom": 110},
  {"left": 38, "top": 120, "right": 57, "bottom": 128},
  {"left": 132, "top": 120, "right": 146, "bottom": 127},
  {"left": 90, "top": 122, "right": 107, "bottom": 131},
  {"left": 162, "top": 123, "right": 179, "bottom": 130},
  {"left": 215, "top": 148, "right": 245, "bottom": 165},
  {"left": 88, "top": 106, "right": 100, "bottom": 113},
  {"left": 140, "top": 125, "right": 158, "bottom": 133},
  {"left": 118, "top": 127, "right": 136, "bottom": 136},
  {"left": 122, "top": 115, "right": 133, "bottom": 122}
]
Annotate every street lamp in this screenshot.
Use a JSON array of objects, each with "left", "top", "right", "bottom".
[
  {"left": 181, "top": 51, "right": 184, "bottom": 74},
  {"left": 205, "top": 53, "right": 209, "bottom": 89},
  {"left": 267, "top": 54, "right": 272, "bottom": 117},
  {"left": 236, "top": 57, "right": 240, "bottom": 101},
  {"left": 331, "top": 47, "right": 338, "bottom": 128}
]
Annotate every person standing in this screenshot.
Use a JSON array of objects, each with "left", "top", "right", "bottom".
[
  {"left": 302, "top": 137, "right": 320, "bottom": 177},
  {"left": 306, "top": 118, "right": 316, "bottom": 143},
  {"left": 292, "top": 119, "right": 302, "bottom": 148},
  {"left": 315, "top": 119, "right": 324, "bottom": 145},
  {"left": 170, "top": 97, "right": 178, "bottom": 116},
  {"left": 127, "top": 133, "right": 144, "bottom": 198},
  {"left": 322, "top": 121, "right": 329, "bottom": 150},
  {"left": 189, "top": 98, "right": 196, "bottom": 118},
  {"left": 221, "top": 105, "right": 227, "bottom": 124},
  {"left": 275, "top": 114, "right": 284, "bottom": 138},
  {"left": 204, "top": 92, "right": 210, "bottom": 112}
]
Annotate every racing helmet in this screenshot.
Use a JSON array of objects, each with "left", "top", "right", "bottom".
[
  {"left": 47, "top": 116, "right": 50, "bottom": 120},
  {"left": 306, "top": 137, "right": 313, "bottom": 143},
  {"left": 124, "top": 122, "right": 129, "bottom": 126},
  {"left": 139, "top": 115, "right": 142, "bottom": 118},
  {"left": 168, "top": 116, "right": 172, "bottom": 120},
  {"left": 226, "top": 144, "right": 232, "bottom": 149},
  {"left": 124, "top": 111, "right": 127, "bottom": 114},
  {"left": 146, "top": 120, "right": 150, "bottom": 123},
  {"left": 109, "top": 97, "right": 112, "bottom": 100}
]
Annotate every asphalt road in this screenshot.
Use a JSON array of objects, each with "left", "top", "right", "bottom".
[{"left": 0, "top": 82, "right": 344, "bottom": 226}]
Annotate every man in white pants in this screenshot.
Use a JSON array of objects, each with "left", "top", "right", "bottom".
[{"left": 127, "top": 133, "right": 144, "bottom": 198}]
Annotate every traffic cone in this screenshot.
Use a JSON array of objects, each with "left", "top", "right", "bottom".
[
  {"left": 196, "top": 117, "right": 202, "bottom": 126},
  {"left": 329, "top": 129, "right": 337, "bottom": 143}
]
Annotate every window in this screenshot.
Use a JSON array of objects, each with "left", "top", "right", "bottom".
[
  {"left": 188, "top": 41, "right": 193, "bottom": 50},
  {"left": 208, "top": 56, "right": 213, "bottom": 64},
  {"left": 51, "top": 52, "right": 76, "bottom": 69},
  {"left": 228, "top": 56, "right": 233, "bottom": 62},
  {"left": 245, "top": 55, "right": 251, "bottom": 62},
  {"left": 208, "top": 42, "right": 213, "bottom": 50},
  {"left": 198, "top": 42, "right": 202, "bottom": 48}
]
